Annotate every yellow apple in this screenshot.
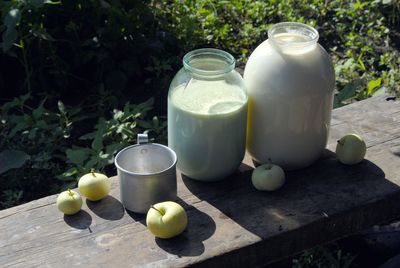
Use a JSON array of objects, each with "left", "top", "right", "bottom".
[
  {"left": 336, "top": 133, "right": 366, "bottom": 165},
  {"left": 146, "top": 201, "right": 188, "bottom": 239},
  {"left": 78, "top": 171, "right": 111, "bottom": 201},
  {"left": 56, "top": 189, "right": 82, "bottom": 215},
  {"left": 251, "top": 164, "right": 285, "bottom": 191}
]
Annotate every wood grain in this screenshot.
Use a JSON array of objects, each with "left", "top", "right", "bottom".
[{"left": 1, "top": 95, "right": 400, "bottom": 267}]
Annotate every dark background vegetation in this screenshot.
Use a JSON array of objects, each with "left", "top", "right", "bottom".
[{"left": 0, "top": 0, "right": 399, "bottom": 214}]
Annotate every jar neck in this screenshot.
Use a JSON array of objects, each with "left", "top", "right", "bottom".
[
  {"left": 268, "top": 22, "right": 319, "bottom": 54},
  {"left": 183, "top": 48, "right": 235, "bottom": 78}
]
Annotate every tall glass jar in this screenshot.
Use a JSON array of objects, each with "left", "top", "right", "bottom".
[
  {"left": 244, "top": 22, "right": 335, "bottom": 170},
  {"left": 168, "top": 48, "right": 248, "bottom": 181}
]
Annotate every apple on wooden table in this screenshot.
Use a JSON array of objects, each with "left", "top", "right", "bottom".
[
  {"left": 336, "top": 133, "right": 367, "bottom": 165},
  {"left": 56, "top": 189, "right": 82, "bottom": 215},
  {"left": 146, "top": 201, "right": 188, "bottom": 239},
  {"left": 252, "top": 163, "right": 286, "bottom": 191},
  {"left": 78, "top": 170, "right": 111, "bottom": 201}
]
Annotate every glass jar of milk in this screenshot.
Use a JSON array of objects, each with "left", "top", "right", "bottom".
[
  {"left": 244, "top": 22, "right": 335, "bottom": 170},
  {"left": 168, "top": 48, "right": 247, "bottom": 181}
]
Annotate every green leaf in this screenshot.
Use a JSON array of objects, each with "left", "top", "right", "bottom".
[
  {"left": 137, "top": 98, "right": 154, "bottom": 112},
  {"left": 32, "top": 29, "right": 55, "bottom": 41},
  {"left": 0, "top": 150, "right": 30, "bottom": 174},
  {"left": 66, "top": 148, "right": 89, "bottom": 166},
  {"left": 26, "top": 0, "right": 61, "bottom": 8},
  {"left": 356, "top": 51, "right": 366, "bottom": 71},
  {"left": 32, "top": 101, "right": 45, "bottom": 120},
  {"left": 56, "top": 167, "right": 79, "bottom": 181},
  {"left": 336, "top": 79, "right": 365, "bottom": 104},
  {"left": 61, "top": 181, "right": 78, "bottom": 190},
  {"left": 152, "top": 116, "right": 159, "bottom": 128},
  {"left": 27, "top": 0, "right": 47, "bottom": 8},
  {"left": 121, "top": 127, "right": 135, "bottom": 138},
  {"left": 137, "top": 120, "right": 152, "bottom": 129},
  {"left": 2, "top": 26, "right": 18, "bottom": 52},
  {"left": 44, "top": 0, "right": 62, "bottom": 4},
  {"left": 20, "top": 93, "right": 30, "bottom": 103},
  {"left": 9, "top": 120, "right": 28, "bottom": 137},
  {"left": 4, "top": 9, "right": 20, "bottom": 28},
  {"left": 84, "top": 156, "right": 102, "bottom": 170},
  {"left": 91, "top": 130, "right": 104, "bottom": 151},
  {"left": 105, "top": 143, "right": 124, "bottom": 155},
  {"left": 79, "top": 132, "right": 96, "bottom": 140},
  {"left": 367, "top": 77, "right": 382, "bottom": 95},
  {"left": 2, "top": 9, "right": 20, "bottom": 52},
  {"left": 58, "top": 101, "right": 66, "bottom": 115},
  {"left": 35, "top": 120, "right": 47, "bottom": 129}
]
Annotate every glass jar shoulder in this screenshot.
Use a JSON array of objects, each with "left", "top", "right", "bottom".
[
  {"left": 244, "top": 41, "right": 334, "bottom": 97},
  {"left": 247, "top": 40, "right": 331, "bottom": 67},
  {"left": 168, "top": 68, "right": 248, "bottom": 117},
  {"left": 169, "top": 68, "right": 247, "bottom": 96}
]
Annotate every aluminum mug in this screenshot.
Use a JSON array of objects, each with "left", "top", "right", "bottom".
[{"left": 114, "top": 133, "right": 177, "bottom": 213}]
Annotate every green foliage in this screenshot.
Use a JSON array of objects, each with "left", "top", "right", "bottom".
[
  {"left": 153, "top": 0, "right": 400, "bottom": 104},
  {"left": 59, "top": 98, "right": 167, "bottom": 183},
  {"left": 0, "top": 94, "right": 166, "bottom": 209},
  {"left": 1, "top": 0, "right": 399, "bottom": 106},
  {"left": 0, "top": 94, "right": 75, "bottom": 207},
  {"left": 292, "top": 244, "right": 356, "bottom": 268},
  {"left": 0, "top": 150, "right": 30, "bottom": 174},
  {"left": 0, "top": 0, "right": 179, "bottom": 102}
]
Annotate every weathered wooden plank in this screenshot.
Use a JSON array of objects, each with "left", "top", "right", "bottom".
[{"left": 1, "top": 95, "right": 400, "bottom": 267}]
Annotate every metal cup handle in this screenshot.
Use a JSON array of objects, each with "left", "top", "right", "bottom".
[{"left": 137, "top": 133, "right": 149, "bottom": 144}]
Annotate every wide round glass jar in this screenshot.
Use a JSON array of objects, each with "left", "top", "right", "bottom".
[
  {"left": 244, "top": 22, "right": 335, "bottom": 170},
  {"left": 168, "top": 48, "right": 248, "bottom": 181}
]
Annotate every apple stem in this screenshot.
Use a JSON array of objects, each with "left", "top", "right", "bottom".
[
  {"left": 337, "top": 140, "right": 344, "bottom": 146},
  {"left": 91, "top": 168, "right": 96, "bottom": 177},
  {"left": 67, "top": 189, "right": 74, "bottom": 197},
  {"left": 150, "top": 205, "right": 164, "bottom": 215}
]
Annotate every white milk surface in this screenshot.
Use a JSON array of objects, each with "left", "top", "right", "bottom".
[{"left": 168, "top": 79, "right": 247, "bottom": 181}]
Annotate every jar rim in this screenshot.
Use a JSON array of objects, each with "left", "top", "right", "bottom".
[
  {"left": 183, "top": 48, "right": 235, "bottom": 76},
  {"left": 268, "top": 22, "right": 319, "bottom": 48}
]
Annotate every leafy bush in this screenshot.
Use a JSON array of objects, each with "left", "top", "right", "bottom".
[
  {"left": 0, "top": 94, "right": 165, "bottom": 209},
  {"left": 0, "top": 0, "right": 180, "bottom": 107},
  {"left": 2, "top": 0, "right": 398, "bottom": 107},
  {"left": 153, "top": 0, "right": 400, "bottom": 105},
  {"left": 0, "top": 94, "right": 74, "bottom": 207},
  {"left": 292, "top": 243, "right": 356, "bottom": 268}
]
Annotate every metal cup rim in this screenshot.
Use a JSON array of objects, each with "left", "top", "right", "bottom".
[{"left": 114, "top": 143, "right": 177, "bottom": 176}]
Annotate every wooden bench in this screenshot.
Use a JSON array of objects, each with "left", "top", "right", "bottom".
[{"left": 1, "top": 95, "right": 400, "bottom": 267}]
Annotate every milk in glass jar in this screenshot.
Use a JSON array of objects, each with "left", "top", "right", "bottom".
[
  {"left": 244, "top": 22, "right": 335, "bottom": 170},
  {"left": 168, "top": 48, "right": 248, "bottom": 181}
]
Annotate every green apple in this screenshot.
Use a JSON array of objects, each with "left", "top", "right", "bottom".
[
  {"left": 78, "top": 171, "right": 111, "bottom": 201},
  {"left": 336, "top": 133, "right": 366, "bottom": 165},
  {"left": 252, "top": 164, "right": 285, "bottom": 191},
  {"left": 56, "top": 189, "right": 82, "bottom": 215},
  {"left": 146, "top": 201, "right": 188, "bottom": 239}
]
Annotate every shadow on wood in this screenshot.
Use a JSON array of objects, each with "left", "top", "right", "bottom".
[
  {"left": 389, "top": 143, "right": 400, "bottom": 158},
  {"left": 126, "top": 209, "right": 146, "bottom": 224},
  {"left": 181, "top": 149, "right": 400, "bottom": 266},
  {"left": 64, "top": 210, "right": 92, "bottom": 230},
  {"left": 86, "top": 195, "right": 124, "bottom": 221},
  {"left": 155, "top": 198, "right": 216, "bottom": 257}
]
